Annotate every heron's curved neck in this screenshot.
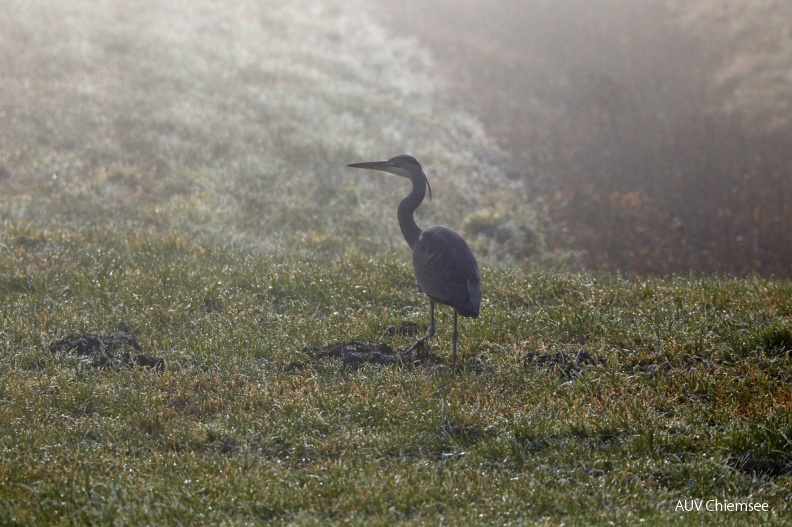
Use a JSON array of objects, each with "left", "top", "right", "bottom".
[{"left": 397, "top": 174, "right": 426, "bottom": 250}]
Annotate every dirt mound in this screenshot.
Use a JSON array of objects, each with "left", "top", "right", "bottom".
[
  {"left": 48, "top": 333, "right": 164, "bottom": 371},
  {"left": 728, "top": 452, "right": 792, "bottom": 478},
  {"left": 290, "top": 339, "right": 440, "bottom": 370}
]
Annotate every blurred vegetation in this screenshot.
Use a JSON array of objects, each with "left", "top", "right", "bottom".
[
  {"left": 0, "top": 0, "right": 550, "bottom": 265},
  {"left": 4, "top": 0, "right": 786, "bottom": 275},
  {"left": 380, "top": 0, "right": 792, "bottom": 275}
]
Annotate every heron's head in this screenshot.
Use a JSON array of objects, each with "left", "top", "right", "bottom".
[{"left": 347, "top": 155, "right": 432, "bottom": 200}]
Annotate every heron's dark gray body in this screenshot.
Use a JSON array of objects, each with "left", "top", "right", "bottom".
[
  {"left": 414, "top": 225, "right": 480, "bottom": 318},
  {"left": 347, "top": 154, "right": 481, "bottom": 369}
]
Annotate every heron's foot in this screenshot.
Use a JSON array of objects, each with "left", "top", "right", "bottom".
[
  {"left": 407, "top": 340, "right": 424, "bottom": 353},
  {"left": 407, "top": 335, "right": 432, "bottom": 353}
]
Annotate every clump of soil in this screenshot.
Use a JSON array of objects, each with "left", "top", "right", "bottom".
[
  {"left": 521, "top": 350, "right": 603, "bottom": 377},
  {"left": 290, "top": 339, "right": 440, "bottom": 370},
  {"left": 48, "top": 333, "right": 164, "bottom": 371},
  {"left": 728, "top": 452, "right": 792, "bottom": 478}
]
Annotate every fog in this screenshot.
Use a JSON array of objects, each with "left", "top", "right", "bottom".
[
  {"left": 377, "top": 0, "right": 792, "bottom": 275},
  {"left": 1, "top": 0, "right": 790, "bottom": 274}
]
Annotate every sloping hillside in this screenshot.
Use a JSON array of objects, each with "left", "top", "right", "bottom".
[{"left": 0, "top": 0, "right": 541, "bottom": 262}]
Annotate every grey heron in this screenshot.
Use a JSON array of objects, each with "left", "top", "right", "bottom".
[{"left": 348, "top": 155, "right": 481, "bottom": 370}]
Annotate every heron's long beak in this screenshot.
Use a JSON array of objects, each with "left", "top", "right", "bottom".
[
  {"left": 347, "top": 160, "right": 399, "bottom": 173},
  {"left": 347, "top": 161, "right": 432, "bottom": 200}
]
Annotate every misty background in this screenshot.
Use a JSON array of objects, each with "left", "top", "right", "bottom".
[{"left": 1, "top": 0, "right": 790, "bottom": 275}]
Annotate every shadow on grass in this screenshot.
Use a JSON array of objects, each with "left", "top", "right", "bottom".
[{"left": 520, "top": 349, "right": 605, "bottom": 378}]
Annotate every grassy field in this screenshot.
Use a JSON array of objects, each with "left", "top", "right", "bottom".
[
  {"left": 1, "top": 222, "right": 790, "bottom": 525},
  {"left": 1, "top": 0, "right": 791, "bottom": 524}
]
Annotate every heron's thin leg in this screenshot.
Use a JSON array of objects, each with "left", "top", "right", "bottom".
[
  {"left": 452, "top": 310, "right": 458, "bottom": 371},
  {"left": 409, "top": 298, "right": 435, "bottom": 351}
]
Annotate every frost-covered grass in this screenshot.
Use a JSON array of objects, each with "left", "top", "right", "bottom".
[
  {"left": 0, "top": 0, "right": 543, "bottom": 262},
  {"left": 0, "top": 223, "right": 791, "bottom": 525}
]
